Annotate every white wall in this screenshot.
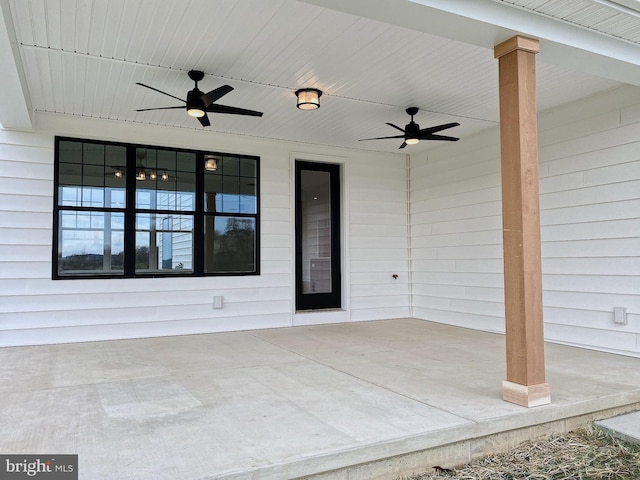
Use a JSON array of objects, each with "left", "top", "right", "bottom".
[
  {"left": 3, "top": 85, "right": 638, "bottom": 353},
  {"left": 0, "top": 113, "right": 409, "bottom": 346},
  {"left": 410, "top": 85, "right": 640, "bottom": 357},
  {"left": 348, "top": 156, "right": 411, "bottom": 321}
]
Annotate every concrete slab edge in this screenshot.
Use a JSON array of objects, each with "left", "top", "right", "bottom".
[
  {"left": 209, "top": 400, "right": 640, "bottom": 480},
  {"left": 595, "top": 417, "right": 640, "bottom": 447}
]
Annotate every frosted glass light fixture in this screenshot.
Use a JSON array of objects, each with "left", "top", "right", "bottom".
[
  {"left": 295, "top": 88, "right": 322, "bottom": 110},
  {"left": 205, "top": 155, "right": 218, "bottom": 171}
]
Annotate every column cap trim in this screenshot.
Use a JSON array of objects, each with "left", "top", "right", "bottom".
[{"left": 494, "top": 35, "right": 540, "bottom": 58}]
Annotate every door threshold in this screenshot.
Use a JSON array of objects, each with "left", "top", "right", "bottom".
[
  {"left": 292, "top": 309, "right": 349, "bottom": 326},
  {"left": 295, "top": 308, "right": 344, "bottom": 314}
]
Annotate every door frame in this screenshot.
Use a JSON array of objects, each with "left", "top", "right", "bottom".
[
  {"left": 290, "top": 154, "right": 349, "bottom": 324},
  {"left": 295, "top": 160, "right": 341, "bottom": 311}
]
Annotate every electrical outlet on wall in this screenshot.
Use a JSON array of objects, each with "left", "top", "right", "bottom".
[
  {"left": 613, "top": 307, "right": 627, "bottom": 325},
  {"left": 213, "top": 296, "right": 223, "bottom": 309}
]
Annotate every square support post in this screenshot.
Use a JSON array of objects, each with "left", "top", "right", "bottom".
[{"left": 494, "top": 36, "right": 550, "bottom": 407}]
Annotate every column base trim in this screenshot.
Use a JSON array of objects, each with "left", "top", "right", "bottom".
[{"left": 503, "top": 380, "right": 551, "bottom": 407}]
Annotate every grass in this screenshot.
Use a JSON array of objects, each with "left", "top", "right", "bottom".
[{"left": 405, "top": 426, "right": 640, "bottom": 480}]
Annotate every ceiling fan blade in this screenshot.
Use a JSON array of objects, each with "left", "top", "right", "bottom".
[
  {"left": 399, "top": 141, "right": 407, "bottom": 149},
  {"left": 419, "top": 122, "right": 460, "bottom": 135},
  {"left": 385, "top": 123, "right": 406, "bottom": 134},
  {"left": 135, "top": 106, "right": 185, "bottom": 112},
  {"left": 198, "top": 114, "right": 211, "bottom": 127},
  {"left": 201, "top": 85, "right": 234, "bottom": 107},
  {"left": 421, "top": 133, "right": 459, "bottom": 141},
  {"left": 206, "top": 104, "right": 263, "bottom": 117},
  {"left": 359, "top": 135, "right": 405, "bottom": 141},
  {"left": 136, "top": 82, "right": 185, "bottom": 103}
]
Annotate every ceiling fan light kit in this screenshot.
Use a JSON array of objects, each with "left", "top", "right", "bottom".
[
  {"left": 186, "top": 91, "right": 206, "bottom": 118},
  {"left": 295, "top": 88, "right": 322, "bottom": 110},
  {"left": 136, "top": 70, "right": 263, "bottom": 127},
  {"left": 136, "top": 72, "right": 460, "bottom": 147},
  {"left": 359, "top": 106, "right": 460, "bottom": 149},
  {"left": 186, "top": 70, "right": 206, "bottom": 118}
]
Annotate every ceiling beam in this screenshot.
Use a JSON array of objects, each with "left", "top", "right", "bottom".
[
  {"left": 0, "top": 0, "right": 33, "bottom": 131},
  {"left": 302, "top": 0, "right": 640, "bottom": 86}
]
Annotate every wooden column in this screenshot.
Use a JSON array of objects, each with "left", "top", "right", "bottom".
[{"left": 494, "top": 36, "right": 550, "bottom": 408}]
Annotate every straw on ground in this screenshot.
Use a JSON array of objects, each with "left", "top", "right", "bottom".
[{"left": 406, "top": 426, "right": 640, "bottom": 480}]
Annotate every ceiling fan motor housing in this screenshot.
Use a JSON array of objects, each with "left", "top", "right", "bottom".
[
  {"left": 405, "top": 121, "right": 420, "bottom": 139},
  {"left": 186, "top": 88, "right": 206, "bottom": 115}
]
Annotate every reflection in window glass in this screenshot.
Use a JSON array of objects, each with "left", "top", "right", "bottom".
[
  {"left": 58, "top": 211, "right": 124, "bottom": 275},
  {"left": 205, "top": 156, "right": 257, "bottom": 214},
  {"left": 239, "top": 178, "right": 257, "bottom": 214},
  {"left": 55, "top": 138, "right": 259, "bottom": 278},
  {"left": 205, "top": 216, "right": 255, "bottom": 273},
  {"left": 57, "top": 141, "right": 126, "bottom": 208},
  {"left": 222, "top": 157, "right": 239, "bottom": 175},
  {"left": 135, "top": 214, "right": 194, "bottom": 273},
  {"left": 135, "top": 149, "right": 195, "bottom": 212},
  {"left": 239, "top": 158, "right": 256, "bottom": 177},
  {"left": 204, "top": 174, "right": 222, "bottom": 212}
]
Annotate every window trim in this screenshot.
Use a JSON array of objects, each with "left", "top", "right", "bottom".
[{"left": 53, "top": 136, "right": 260, "bottom": 280}]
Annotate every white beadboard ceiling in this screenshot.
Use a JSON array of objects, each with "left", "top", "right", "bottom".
[
  {"left": 2, "top": 0, "right": 638, "bottom": 153},
  {"left": 495, "top": 0, "right": 640, "bottom": 43}
]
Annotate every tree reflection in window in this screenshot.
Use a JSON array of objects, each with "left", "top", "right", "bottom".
[
  {"left": 54, "top": 137, "right": 259, "bottom": 278},
  {"left": 206, "top": 216, "right": 256, "bottom": 273}
]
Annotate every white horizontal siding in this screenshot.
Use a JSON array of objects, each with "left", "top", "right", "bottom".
[
  {"left": 0, "top": 314, "right": 293, "bottom": 347},
  {"left": 410, "top": 85, "right": 640, "bottom": 357},
  {"left": 348, "top": 155, "right": 411, "bottom": 321},
  {"left": 0, "top": 120, "right": 299, "bottom": 345},
  {"left": 0, "top": 113, "right": 410, "bottom": 345}
]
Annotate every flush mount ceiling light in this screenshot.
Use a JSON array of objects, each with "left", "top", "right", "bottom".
[
  {"left": 204, "top": 155, "right": 219, "bottom": 171},
  {"left": 295, "top": 88, "right": 322, "bottom": 110}
]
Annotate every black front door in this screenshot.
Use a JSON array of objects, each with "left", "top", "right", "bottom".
[{"left": 295, "top": 161, "right": 341, "bottom": 310}]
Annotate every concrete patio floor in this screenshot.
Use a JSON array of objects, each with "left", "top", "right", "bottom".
[{"left": 1, "top": 318, "right": 640, "bottom": 479}]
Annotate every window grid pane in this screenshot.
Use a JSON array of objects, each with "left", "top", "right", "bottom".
[
  {"left": 205, "top": 215, "right": 256, "bottom": 273},
  {"left": 135, "top": 149, "right": 195, "bottom": 212},
  {"left": 58, "top": 211, "right": 125, "bottom": 275},
  {"left": 135, "top": 213, "right": 194, "bottom": 273},
  {"left": 55, "top": 138, "right": 259, "bottom": 278}
]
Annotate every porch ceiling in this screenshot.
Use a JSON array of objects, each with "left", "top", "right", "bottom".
[{"left": 1, "top": 0, "right": 638, "bottom": 153}]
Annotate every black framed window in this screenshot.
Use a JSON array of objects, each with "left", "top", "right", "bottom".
[{"left": 53, "top": 137, "right": 259, "bottom": 279}]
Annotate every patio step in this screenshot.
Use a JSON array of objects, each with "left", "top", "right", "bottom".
[{"left": 596, "top": 410, "right": 640, "bottom": 445}]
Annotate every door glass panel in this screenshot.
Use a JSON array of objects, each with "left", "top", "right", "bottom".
[{"left": 300, "top": 170, "right": 332, "bottom": 294}]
